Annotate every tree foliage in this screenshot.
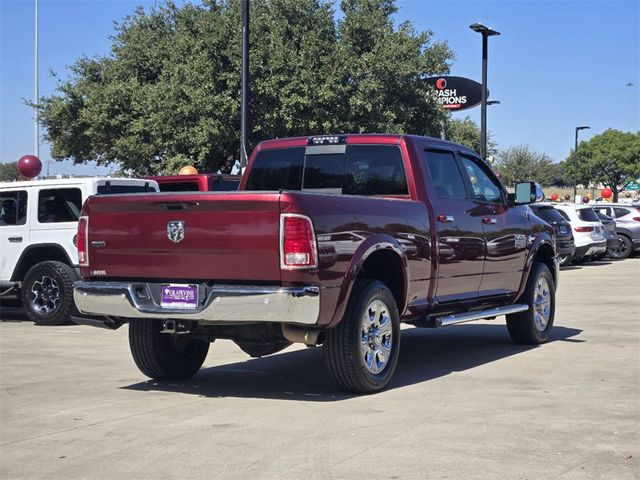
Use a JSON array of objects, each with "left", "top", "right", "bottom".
[
  {"left": 494, "top": 145, "right": 556, "bottom": 187},
  {"left": 563, "top": 129, "right": 640, "bottom": 202},
  {"left": 445, "top": 116, "right": 496, "bottom": 158},
  {"left": 38, "top": 0, "right": 453, "bottom": 175},
  {"left": 0, "top": 162, "right": 22, "bottom": 182}
]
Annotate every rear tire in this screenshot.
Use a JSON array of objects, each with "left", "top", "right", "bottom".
[
  {"left": 323, "top": 280, "right": 400, "bottom": 394},
  {"left": 21, "top": 260, "right": 77, "bottom": 326},
  {"left": 507, "top": 262, "right": 555, "bottom": 345},
  {"left": 607, "top": 234, "right": 632, "bottom": 259},
  {"left": 129, "top": 319, "right": 209, "bottom": 380}
]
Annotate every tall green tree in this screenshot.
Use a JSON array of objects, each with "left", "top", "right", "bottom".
[
  {"left": 38, "top": 0, "right": 453, "bottom": 175},
  {"left": 494, "top": 145, "right": 556, "bottom": 187},
  {"left": 563, "top": 129, "right": 640, "bottom": 202},
  {"left": 445, "top": 116, "right": 497, "bottom": 158},
  {"left": 0, "top": 162, "right": 22, "bottom": 182}
]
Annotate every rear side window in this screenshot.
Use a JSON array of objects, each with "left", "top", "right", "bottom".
[
  {"left": 245, "top": 145, "right": 408, "bottom": 195},
  {"left": 38, "top": 188, "right": 82, "bottom": 223},
  {"left": 556, "top": 209, "right": 571, "bottom": 222},
  {"left": 577, "top": 208, "right": 599, "bottom": 222},
  {"left": 535, "top": 207, "right": 566, "bottom": 223},
  {"left": 0, "top": 191, "right": 28, "bottom": 226},
  {"left": 613, "top": 207, "right": 631, "bottom": 218},
  {"left": 423, "top": 150, "right": 467, "bottom": 199}
]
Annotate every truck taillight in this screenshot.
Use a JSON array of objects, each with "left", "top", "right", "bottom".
[
  {"left": 77, "top": 216, "right": 89, "bottom": 267},
  {"left": 574, "top": 226, "right": 593, "bottom": 232},
  {"left": 280, "top": 214, "right": 318, "bottom": 269}
]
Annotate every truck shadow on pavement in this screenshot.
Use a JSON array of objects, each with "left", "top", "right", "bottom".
[{"left": 122, "top": 324, "right": 582, "bottom": 401}]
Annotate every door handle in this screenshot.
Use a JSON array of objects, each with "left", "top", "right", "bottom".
[
  {"left": 482, "top": 217, "right": 497, "bottom": 225},
  {"left": 8, "top": 236, "right": 23, "bottom": 243},
  {"left": 437, "top": 214, "right": 455, "bottom": 223}
]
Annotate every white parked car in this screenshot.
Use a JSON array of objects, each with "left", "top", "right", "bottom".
[
  {"left": 0, "top": 177, "right": 158, "bottom": 325},
  {"left": 552, "top": 203, "right": 606, "bottom": 263}
]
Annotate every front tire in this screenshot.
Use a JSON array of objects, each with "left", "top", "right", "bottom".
[
  {"left": 129, "top": 319, "right": 209, "bottom": 380},
  {"left": 21, "top": 260, "right": 77, "bottom": 326},
  {"left": 323, "top": 280, "right": 400, "bottom": 394},
  {"left": 507, "top": 262, "right": 555, "bottom": 344}
]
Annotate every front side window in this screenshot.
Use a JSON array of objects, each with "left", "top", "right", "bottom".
[
  {"left": 0, "top": 191, "right": 28, "bottom": 226},
  {"left": 423, "top": 150, "right": 467, "bottom": 199},
  {"left": 38, "top": 188, "right": 82, "bottom": 223},
  {"left": 460, "top": 156, "right": 503, "bottom": 203}
]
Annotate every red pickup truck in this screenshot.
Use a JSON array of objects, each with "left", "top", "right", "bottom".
[{"left": 74, "top": 134, "right": 557, "bottom": 393}]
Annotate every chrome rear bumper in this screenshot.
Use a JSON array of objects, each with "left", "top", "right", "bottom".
[{"left": 73, "top": 281, "right": 320, "bottom": 325}]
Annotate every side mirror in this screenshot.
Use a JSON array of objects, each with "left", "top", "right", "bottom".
[{"left": 511, "top": 182, "right": 543, "bottom": 205}]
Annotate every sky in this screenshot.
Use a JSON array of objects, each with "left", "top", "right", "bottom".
[{"left": 1, "top": 0, "right": 638, "bottom": 177}]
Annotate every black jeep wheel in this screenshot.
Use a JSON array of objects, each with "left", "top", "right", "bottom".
[
  {"left": 129, "top": 319, "right": 210, "bottom": 381},
  {"left": 21, "top": 261, "right": 77, "bottom": 326},
  {"left": 507, "top": 262, "right": 555, "bottom": 345},
  {"left": 323, "top": 280, "right": 400, "bottom": 394}
]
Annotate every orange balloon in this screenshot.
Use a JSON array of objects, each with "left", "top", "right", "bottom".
[{"left": 179, "top": 165, "right": 198, "bottom": 175}]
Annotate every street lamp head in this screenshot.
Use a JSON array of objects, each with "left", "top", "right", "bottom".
[
  {"left": 469, "top": 22, "right": 501, "bottom": 36},
  {"left": 576, "top": 126, "right": 590, "bottom": 131},
  {"left": 487, "top": 100, "right": 501, "bottom": 105}
]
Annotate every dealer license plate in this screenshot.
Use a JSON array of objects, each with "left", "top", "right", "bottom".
[{"left": 161, "top": 284, "right": 198, "bottom": 309}]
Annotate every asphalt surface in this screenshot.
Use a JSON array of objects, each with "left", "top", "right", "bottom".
[{"left": 1, "top": 259, "right": 639, "bottom": 479}]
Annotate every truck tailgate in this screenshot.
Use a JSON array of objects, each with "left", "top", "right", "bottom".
[{"left": 84, "top": 192, "right": 282, "bottom": 282}]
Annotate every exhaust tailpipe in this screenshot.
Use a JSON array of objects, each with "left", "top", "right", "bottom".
[{"left": 282, "top": 324, "right": 325, "bottom": 346}]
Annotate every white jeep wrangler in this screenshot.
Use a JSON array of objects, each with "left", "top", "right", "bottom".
[{"left": 0, "top": 177, "right": 158, "bottom": 325}]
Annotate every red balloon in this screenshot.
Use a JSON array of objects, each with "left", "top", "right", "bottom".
[
  {"left": 18, "top": 155, "right": 42, "bottom": 178},
  {"left": 600, "top": 188, "right": 612, "bottom": 199},
  {"left": 550, "top": 193, "right": 559, "bottom": 201}
]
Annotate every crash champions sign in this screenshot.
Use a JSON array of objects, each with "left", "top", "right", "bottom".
[{"left": 424, "top": 76, "right": 484, "bottom": 111}]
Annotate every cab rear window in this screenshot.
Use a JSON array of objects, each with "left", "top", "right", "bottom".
[{"left": 246, "top": 145, "right": 408, "bottom": 195}]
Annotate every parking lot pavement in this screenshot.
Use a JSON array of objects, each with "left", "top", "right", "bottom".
[{"left": 1, "top": 259, "right": 638, "bottom": 480}]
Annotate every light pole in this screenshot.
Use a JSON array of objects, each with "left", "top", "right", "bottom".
[
  {"left": 574, "top": 126, "right": 590, "bottom": 200},
  {"left": 240, "top": 0, "right": 250, "bottom": 168},
  {"left": 469, "top": 22, "right": 500, "bottom": 160},
  {"left": 35, "top": 0, "right": 39, "bottom": 161}
]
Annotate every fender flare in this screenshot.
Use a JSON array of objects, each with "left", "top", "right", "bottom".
[
  {"left": 10, "top": 243, "right": 75, "bottom": 282},
  {"left": 514, "top": 233, "right": 556, "bottom": 302},
  {"left": 327, "top": 234, "right": 409, "bottom": 328}
]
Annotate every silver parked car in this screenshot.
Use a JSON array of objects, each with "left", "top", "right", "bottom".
[{"left": 592, "top": 203, "right": 640, "bottom": 259}]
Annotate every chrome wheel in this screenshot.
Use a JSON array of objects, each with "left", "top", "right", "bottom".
[
  {"left": 30, "top": 276, "right": 61, "bottom": 314},
  {"left": 533, "top": 276, "right": 551, "bottom": 332},
  {"left": 360, "top": 299, "right": 393, "bottom": 374}
]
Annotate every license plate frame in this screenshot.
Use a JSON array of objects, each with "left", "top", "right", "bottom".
[{"left": 160, "top": 284, "right": 199, "bottom": 309}]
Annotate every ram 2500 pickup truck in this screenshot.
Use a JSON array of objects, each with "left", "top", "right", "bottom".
[{"left": 74, "top": 134, "right": 558, "bottom": 393}]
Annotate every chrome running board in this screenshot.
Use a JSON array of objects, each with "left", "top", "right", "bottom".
[{"left": 434, "top": 304, "right": 528, "bottom": 327}]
